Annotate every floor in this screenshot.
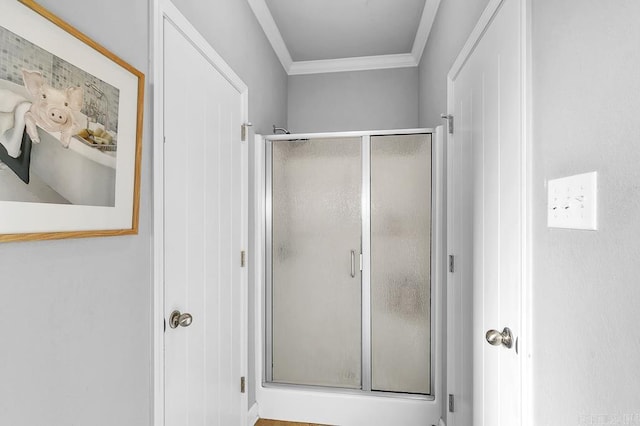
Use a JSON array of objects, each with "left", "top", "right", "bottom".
[{"left": 256, "top": 420, "right": 327, "bottom": 426}]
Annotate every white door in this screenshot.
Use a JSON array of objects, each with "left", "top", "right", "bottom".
[
  {"left": 163, "top": 17, "right": 243, "bottom": 426},
  {"left": 448, "top": 0, "right": 524, "bottom": 425}
]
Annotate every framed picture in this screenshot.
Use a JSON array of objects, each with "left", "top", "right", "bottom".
[{"left": 0, "top": 0, "right": 144, "bottom": 242}]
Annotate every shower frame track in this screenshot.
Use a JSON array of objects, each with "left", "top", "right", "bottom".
[
  {"left": 264, "top": 128, "right": 437, "bottom": 398},
  {"left": 255, "top": 127, "right": 446, "bottom": 425}
]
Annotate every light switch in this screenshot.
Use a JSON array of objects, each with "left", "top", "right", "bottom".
[{"left": 547, "top": 172, "right": 597, "bottom": 230}]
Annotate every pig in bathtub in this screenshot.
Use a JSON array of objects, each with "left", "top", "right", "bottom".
[{"left": 22, "top": 69, "right": 84, "bottom": 148}]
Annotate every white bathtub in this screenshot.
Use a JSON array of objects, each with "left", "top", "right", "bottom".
[{"left": 0, "top": 78, "right": 116, "bottom": 207}]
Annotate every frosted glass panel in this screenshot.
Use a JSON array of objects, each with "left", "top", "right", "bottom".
[
  {"left": 271, "top": 138, "right": 362, "bottom": 389},
  {"left": 370, "top": 134, "right": 432, "bottom": 394}
]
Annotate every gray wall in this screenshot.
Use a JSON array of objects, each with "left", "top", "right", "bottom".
[
  {"left": 531, "top": 1, "right": 640, "bottom": 424},
  {"left": 419, "top": 0, "right": 640, "bottom": 423},
  {"left": 288, "top": 68, "right": 419, "bottom": 133},
  {"left": 172, "top": 0, "right": 287, "bottom": 137},
  {"left": 0, "top": 1, "right": 152, "bottom": 425},
  {"left": 418, "top": 0, "right": 490, "bottom": 127},
  {"left": 172, "top": 0, "right": 288, "bottom": 408},
  {"left": 0, "top": 1, "right": 287, "bottom": 425}
]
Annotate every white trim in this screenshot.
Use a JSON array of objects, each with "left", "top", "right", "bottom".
[
  {"left": 445, "top": 0, "right": 532, "bottom": 425},
  {"left": 151, "top": 1, "right": 165, "bottom": 424},
  {"left": 447, "top": 0, "right": 504, "bottom": 82},
  {"left": 161, "top": 2, "right": 248, "bottom": 95},
  {"left": 412, "top": 0, "right": 442, "bottom": 63},
  {"left": 252, "top": 132, "right": 266, "bottom": 406},
  {"left": 254, "top": 129, "right": 445, "bottom": 425},
  {"left": 247, "top": 402, "right": 259, "bottom": 426},
  {"left": 240, "top": 127, "right": 251, "bottom": 426},
  {"left": 152, "top": 1, "right": 250, "bottom": 425},
  {"left": 246, "top": 0, "right": 293, "bottom": 72},
  {"left": 288, "top": 53, "right": 418, "bottom": 75},
  {"left": 444, "top": 72, "right": 457, "bottom": 426},
  {"left": 521, "top": 0, "right": 533, "bottom": 425},
  {"left": 247, "top": 0, "right": 440, "bottom": 75}
]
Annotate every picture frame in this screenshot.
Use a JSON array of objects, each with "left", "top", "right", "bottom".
[{"left": 0, "top": 0, "right": 144, "bottom": 242}]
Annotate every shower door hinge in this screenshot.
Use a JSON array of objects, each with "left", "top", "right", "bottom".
[
  {"left": 241, "top": 122, "right": 253, "bottom": 142},
  {"left": 441, "top": 113, "right": 454, "bottom": 134},
  {"left": 240, "top": 250, "right": 246, "bottom": 267},
  {"left": 449, "top": 255, "right": 455, "bottom": 273},
  {"left": 449, "top": 394, "right": 455, "bottom": 412},
  {"left": 240, "top": 376, "right": 246, "bottom": 393}
]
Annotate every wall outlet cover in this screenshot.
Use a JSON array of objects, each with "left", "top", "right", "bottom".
[{"left": 547, "top": 172, "right": 598, "bottom": 230}]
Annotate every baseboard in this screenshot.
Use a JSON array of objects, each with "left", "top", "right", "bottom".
[{"left": 248, "top": 402, "right": 259, "bottom": 426}]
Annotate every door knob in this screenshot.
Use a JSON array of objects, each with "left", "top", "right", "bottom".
[
  {"left": 485, "top": 327, "right": 513, "bottom": 348},
  {"left": 169, "top": 310, "right": 193, "bottom": 329}
]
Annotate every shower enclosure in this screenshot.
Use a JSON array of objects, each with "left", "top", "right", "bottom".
[{"left": 264, "top": 129, "right": 435, "bottom": 398}]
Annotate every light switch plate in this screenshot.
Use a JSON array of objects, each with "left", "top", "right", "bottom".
[{"left": 547, "top": 172, "right": 598, "bottom": 230}]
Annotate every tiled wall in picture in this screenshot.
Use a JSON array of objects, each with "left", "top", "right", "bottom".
[
  {"left": 0, "top": 25, "right": 119, "bottom": 134},
  {"left": 0, "top": 26, "right": 53, "bottom": 87}
]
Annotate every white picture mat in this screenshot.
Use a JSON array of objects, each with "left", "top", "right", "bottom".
[{"left": 0, "top": 0, "right": 140, "bottom": 233}]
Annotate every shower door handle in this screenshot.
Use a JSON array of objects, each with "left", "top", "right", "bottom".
[{"left": 350, "top": 250, "right": 356, "bottom": 278}]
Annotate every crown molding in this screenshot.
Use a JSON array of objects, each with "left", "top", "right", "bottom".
[
  {"left": 247, "top": 0, "right": 292, "bottom": 71},
  {"left": 412, "top": 0, "right": 442, "bottom": 64},
  {"left": 288, "top": 53, "right": 418, "bottom": 75},
  {"left": 248, "top": 0, "right": 442, "bottom": 75}
]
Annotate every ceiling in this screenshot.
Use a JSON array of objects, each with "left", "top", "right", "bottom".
[{"left": 248, "top": 0, "right": 442, "bottom": 75}]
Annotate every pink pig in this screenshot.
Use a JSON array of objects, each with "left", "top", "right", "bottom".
[{"left": 22, "top": 69, "right": 84, "bottom": 148}]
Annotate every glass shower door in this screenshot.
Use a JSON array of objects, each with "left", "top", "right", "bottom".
[
  {"left": 370, "top": 134, "right": 432, "bottom": 394},
  {"left": 269, "top": 137, "right": 362, "bottom": 389}
]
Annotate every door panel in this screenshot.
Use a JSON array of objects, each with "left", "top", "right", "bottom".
[
  {"left": 370, "top": 134, "right": 432, "bottom": 394},
  {"left": 163, "top": 18, "right": 242, "bottom": 426},
  {"left": 271, "top": 138, "right": 362, "bottom": 389},
  {"left": 449, "top": 0, "right": 523, "bottom": 425}
]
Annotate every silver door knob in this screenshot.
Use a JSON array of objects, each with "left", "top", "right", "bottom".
[
  {"left": 169, "top": 310, "right": 193, "bottom": 329},
  {"left": 485, "top": 327, "right": 513, "bottom": 348}
]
